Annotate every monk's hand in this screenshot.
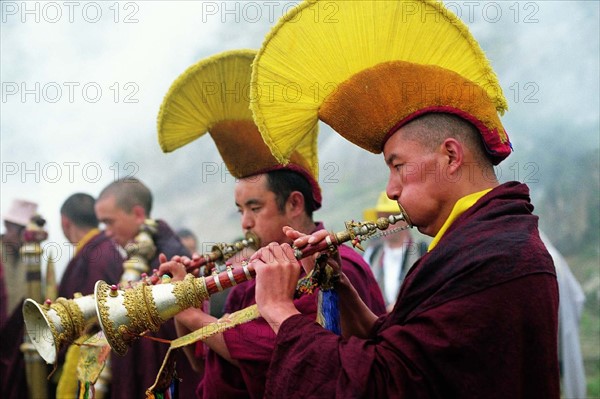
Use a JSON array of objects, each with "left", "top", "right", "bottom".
[
  {"left": 170, "top": 254, "right": 194, "bottom": 267},
  {"left": 171, "top": 253, "right": 201, "bottom": 277},
  {"left": 283, "top": 226, "right": 330, "bottom": 248},
  {"left": 282, "top": 226, "right": 330, "bottom": 275},
  {"left": 157, "top": 253, "right": 188, "bottom": 282},
  {"left": 253, "top": 242, "right": 301, "bottom": 333}
]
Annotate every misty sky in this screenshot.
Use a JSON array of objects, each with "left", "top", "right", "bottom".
[{"left": 1, "top": 1, "right": 599, "bottom": 279}]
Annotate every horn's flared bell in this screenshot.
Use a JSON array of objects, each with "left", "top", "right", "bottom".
[{"left": 22, "top": 294, "right": 97, "bottom": 364}]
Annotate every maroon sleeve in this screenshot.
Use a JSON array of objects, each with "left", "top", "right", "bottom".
[
  {"left": 222, "top": 290, "right": 318, "bottom": 398},
  {"left": 338, "top": 245, "right": 386, "bottom": 315},
  {"left": 0, "top": 261, "right": 6, "bottom": 330},
  {"left": 213, "top": 245, "right": 384, "bottom": 398},
  {"left": 265, "top": 275, "right": 559, "bottom": 399}
]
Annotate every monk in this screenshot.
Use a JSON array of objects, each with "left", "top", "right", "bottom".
[
  {"left": 253, "top": 113, "right": 559, "bottom": 398},
  {"left": 248, "top": 1, "right": 559, "bottom": 396},
  {"left": 155, "top": 49, "right": 386, "bottom": 399},
  {"left": 54, "top": 193, "right": 125, "bottom": 397},
  {"left": 95, "top": 178, "right": 200, "bottom": 399},
  {"left": 58, "top": 193, "right": 124, "bottom": 299}
]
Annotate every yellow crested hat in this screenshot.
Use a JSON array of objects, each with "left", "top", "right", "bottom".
[
  {"left": 251, "top": 0, "right": 512, "bottom": 166},
  {"left": 363, "top": 192, "right": 401, "bottom": 221},
  {"left": 157, "top": 50, "right": 322, "bottom": 208}
]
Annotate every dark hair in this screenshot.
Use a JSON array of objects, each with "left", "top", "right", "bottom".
[
  {"left": 265, "top": 169, "right": 316, "bottom": 218},
  {"left": 98, "top": 178, "right": 153, "bottom": 215},
  {"left": 60, "top": 193, "right": 98, "bottom": 228},
  {"left": 403, "top": 113, "right": 492, "bottom": 167}
]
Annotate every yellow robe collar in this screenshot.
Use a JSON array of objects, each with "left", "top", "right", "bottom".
[
  {"left": 74, "top": 228, "right": 100, "bottom": 255},
  {"left": 428, "top": 189, "right": 492, "bottom": 252}
]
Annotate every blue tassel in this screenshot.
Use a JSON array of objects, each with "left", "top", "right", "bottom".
[
  {"left": 319, "top": 289, "right": 341, "bottom": 335},
  {"left": 148, "top": 373, "right": 178, "bottom": 399}
]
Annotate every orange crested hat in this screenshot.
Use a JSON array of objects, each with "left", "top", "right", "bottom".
[
  {"left": 157, "top": 50, "right": 322, "bottom": 209},
  {"left": 250, "top": 0, "right": 512, "bottom": 165}
]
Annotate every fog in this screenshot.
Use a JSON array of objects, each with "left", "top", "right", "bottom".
[{"left": 1, "top": 1, "right": 598, "bottom": 280}]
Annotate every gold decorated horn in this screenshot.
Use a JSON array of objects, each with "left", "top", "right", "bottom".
[
  {"left": 96, "top": 211, "right": 410, "bottom": 356},
  {"left": 95, "top": 263, "right": 254, "bottom": 356},
  {"left": 21, "top": 231, "right": 260, "bottom": 363},
  {"left": 22, "top": 293, "right": 97, "bottom": 364}
]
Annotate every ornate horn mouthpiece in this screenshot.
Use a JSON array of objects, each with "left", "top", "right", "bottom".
[
  {"left": 96, "top": 211, "right": 410, "bottom": 356},
  {"left": 22, "top": 294, "right": 97, "bottom": 364}
]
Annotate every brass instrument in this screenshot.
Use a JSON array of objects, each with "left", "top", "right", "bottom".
[
  {"left": 21, "top": 232, "right": 261, "bottom": 364},
  {"left": 96, "top": 212, "right": 411, "bottom": 356}
]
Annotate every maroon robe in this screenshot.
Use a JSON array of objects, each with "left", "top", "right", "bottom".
[
  {"left": 0, "top": 260, "right": 29, "bottom": 399},
  {"left": 0, "top": 298, "right": 28, "bottom": 398},
  {"left": 0, "top": 261, "right": 6, "bottom": 330},
  {"left": 58, "top": 230, "right": 124, "bottom": 298},
  {"left": 52, "top": 231, "right": 124, "bottom": 392},
  {"left": 265, "top": 182, "right": 560, "bottom": 399},
  {"left": 197, "top": 222, "right": 386, "bottom": 399},
  {"left": 110, "top": 220, "right": 201, "bottom": 399}
]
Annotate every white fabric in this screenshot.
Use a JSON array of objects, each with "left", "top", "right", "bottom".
[
  {"left": 382, "top": 245, "right": 406, "bottom": 305},
  {"left": 541, "top": 232, "right": 586, "bottom": 399}
]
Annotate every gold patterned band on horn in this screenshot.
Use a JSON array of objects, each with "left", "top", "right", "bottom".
[
  {"left": 96, "top": 273, "right": 212, "bottom": 357},
  {"left": 123, "top": 284, "right": 164, "bottom": 335},
  {"left": 172, "top": 274, "right": 209, "bottom": 310},
  {"left": 95, "top": 281, "right": 128, "bottom": 357},
  {"left": 54, "top": 297, "right": 86, "bottom": 344}
]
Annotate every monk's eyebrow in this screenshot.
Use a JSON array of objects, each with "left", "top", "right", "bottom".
[
  {"left": 385, "top": 153, "right": 399, "bottom": 166},
  {"left": 236, "top": 198, "right": 261, "bottom": 208}
]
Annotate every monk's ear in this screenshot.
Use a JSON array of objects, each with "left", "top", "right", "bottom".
[
  {"left": 60, "top": 214, "right": 71, "bottom": 232},
  {"left": 286, "top": 191, "right": 305, "bottom": 217},
  {"left": 131, "top": 204, "right": 147, "bottom": 224},
  {"left": 442, "top": 138, "right": 464, "bottom": 173}
]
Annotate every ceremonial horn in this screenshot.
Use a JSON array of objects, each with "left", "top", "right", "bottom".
[
  {"left": 21, "top": 233, "right": 259, "bottom": 363},
  {"left": 22, "top": 294, "right": 97, "bottom": 364},
  {"left": 96, "top": 211, "right": 411, "bottom": 356}
]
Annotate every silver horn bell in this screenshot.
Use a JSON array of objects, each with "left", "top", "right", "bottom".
[{"left": 22, "top": 294, "right": 97, "bottom": 364}]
